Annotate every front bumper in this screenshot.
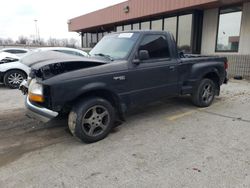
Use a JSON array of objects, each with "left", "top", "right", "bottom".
[{"left": 25, "top": 97, "right": 58, "bottom": 123}]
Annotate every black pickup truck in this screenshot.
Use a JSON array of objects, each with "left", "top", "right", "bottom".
[{"left": 20, "top": 31, "right": 228, "bottom": 143}]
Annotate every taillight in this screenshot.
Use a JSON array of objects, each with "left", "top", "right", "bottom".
[{"left": 224, "top": 61, "right": 228, "bottom": 70}]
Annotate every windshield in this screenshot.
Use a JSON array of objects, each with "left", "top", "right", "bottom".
[{"left": 89, "top": 33, "right": 139, "bottom": 60}]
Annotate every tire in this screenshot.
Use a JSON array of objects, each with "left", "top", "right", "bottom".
[
  {"left": 192, "top": 79, "right": 216, "bottom": 107},
  {"left": 68, "top": 97, "right": 116, "bottom": 143},
  {"left": 3, "top": 70, "right": 26, "bottom": 89}
]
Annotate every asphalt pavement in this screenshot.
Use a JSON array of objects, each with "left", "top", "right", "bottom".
[{"left": 0, "top": 80, "right": 250, "bottom": 188}]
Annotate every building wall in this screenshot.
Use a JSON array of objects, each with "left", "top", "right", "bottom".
[
  {"left": 201, "top": 2, "right": 250, "bottom": 78},
  {"left": 69, "top": 0, "right": 220, "bottom": 32},
  {"left": 239, "top": 2, "right": 250, "bottom": 55},
  {"left": 201, "top": 2, "right": 250, "bottom": 55},
  {"left": 201, "top": 8, "right": 218, "bottom": 55}
]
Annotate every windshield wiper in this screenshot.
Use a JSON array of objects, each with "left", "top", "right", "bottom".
[{"left": 94, "top": 53, "right": 114, "bottom": 61}]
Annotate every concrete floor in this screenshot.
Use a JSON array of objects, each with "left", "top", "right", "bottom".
[{"left": 0, "top": 80, "right": 249, "bottom": 188}]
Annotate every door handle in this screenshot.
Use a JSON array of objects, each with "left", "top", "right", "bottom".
[{"left": 169, "top": 66, "right": 175, "bottom": 71}]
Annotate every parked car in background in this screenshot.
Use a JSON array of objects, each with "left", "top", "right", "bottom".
[
  {"left": 0, "top": 48, "right": 30, "bottom": 57},
  {"left": 0, "top": 52, "right": 22, "bottom": 88},
  {"left": 0, "top": 47, "right": 88, "bottom": 89},
  {"left": 0, "top": 52, "right": 19, "bottom": 64},
  {"left": 36, "top": 47, "right": 89, "bottom": 57}
]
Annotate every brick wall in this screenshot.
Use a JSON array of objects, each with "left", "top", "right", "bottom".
[{"left": 225, "top": 55, "right": 250, "bottom": 79}]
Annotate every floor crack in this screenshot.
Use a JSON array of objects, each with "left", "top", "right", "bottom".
[{"left": 200, "top": 110, "right": 250, "bottom": 123}]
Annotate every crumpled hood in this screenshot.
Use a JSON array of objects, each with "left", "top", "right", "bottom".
[
  {"left": 23, "top": 51, "right": 108, "bottom": 80},
  {"left": 20, "top": 51, "right": 106, "bottom": 69}
]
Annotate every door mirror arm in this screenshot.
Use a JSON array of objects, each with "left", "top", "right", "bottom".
[{"left": 132, "top": 59, "right": 140, "bottom": 65}]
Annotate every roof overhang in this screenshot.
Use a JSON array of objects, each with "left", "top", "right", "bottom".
[{"left": 68, "top": 0, "right": 247, "bottom": 33}]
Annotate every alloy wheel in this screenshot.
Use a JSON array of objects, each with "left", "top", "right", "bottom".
[
  {"left": 201, "top": 84, "right": 214, "bottom": 104},
  {"left": 81, "top": 105, "right": 110, "bottom": 137},
  {"left": 8, "top": 73, "right": 24, "bottom": 85}
]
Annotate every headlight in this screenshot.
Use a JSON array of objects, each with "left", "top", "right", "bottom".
[{"left": 28, "top": 79, "right": 44, "bottom": 102}]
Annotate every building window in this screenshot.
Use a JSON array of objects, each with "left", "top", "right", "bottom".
[
  {"left": 133, "top": 23, "right": 140, "bottom": 30},
  {"left": 216, "top": 7, "right": 242, "bottom": 52},
  {"left": 124, "top": 24, "right": 132, "bottom": 31},
  {"left": 177, "top": 14, "right": 192, "bottom": 53},
  {"left": 164, "top": 17, "right": 177, "bottom": 39},
  {"left": 86, "top": 33, "right": 91, "bottom": 48},
  {"left": 82, "top": 33, "right": 87, "bottom": 48},
  {"left": 116, "top": 26, "right": 123, "bottom": 32},
  {"left": 138, "top": 35, "right": 170, "bottom": 60},
  {"left": 141, "top": 21, "right": 150, "bottom": 30},
  {"left": 98, "top": 32, "right": 103, "bottom": 41},
  {"left": 151, "top": 19, "right": 163, "bottom": 31},
  {"left": 92, "top": 33, "right": 97, "bottom": 43},
  {"left": 90, "top": 33, "right": 97, "bottom": 47}
]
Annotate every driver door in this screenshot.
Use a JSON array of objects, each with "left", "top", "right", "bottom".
[{"left": 127, "top": 34, "right": 179, "bottom": 106}]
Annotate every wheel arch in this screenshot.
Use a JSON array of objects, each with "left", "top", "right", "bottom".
[
  {"left": 3, "top": 69, "right": 28, "bottom": 88},
  {"left": 4, "top": 69, "right": 28, "bottom": 78},
  {"left": 67, "top": 88, "right": 125, "bottom": 121},
  {"left": 202, "top": 71, "right": 220, "bottom": 95}
]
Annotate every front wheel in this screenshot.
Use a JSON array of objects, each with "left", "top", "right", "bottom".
[
  {"left": 192, "top": 79, "right": 216, "bottom": 107},
  {"left": 68, "top": 97, "right": 115, "bottom": 143},
  {"left": 3, "top": 70, "right": 26, "bottom": 89}
]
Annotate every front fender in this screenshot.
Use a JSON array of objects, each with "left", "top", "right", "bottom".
[
  {"left": 50, "top": 81, "right": 121, "bottom": 110},
  {"left": 0, "top": 61, "right": 30, "bottom": 75},
  {"left": 68, "top": 82, "right": 125, "bottom": 120},
  {"left": 78, "top": 82, "right": 112, "bottom": 94}
]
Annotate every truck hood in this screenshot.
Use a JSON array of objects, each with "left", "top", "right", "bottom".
[{"left": 22, "top": 51, "right": 108, "bottom": 80}]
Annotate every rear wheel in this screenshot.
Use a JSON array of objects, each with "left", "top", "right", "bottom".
[
  {"left": 3, "top": 70, "right": 26, "bottom": 89},
  {"left": 192, "top": 79, "right": 216, "bottom": 107},
  {"left": 68, "top": 97, "right": 115, "bottom": 143}
]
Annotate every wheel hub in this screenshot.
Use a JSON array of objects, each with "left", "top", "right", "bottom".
[
  {"left": 8, "top": 73, "right": 24, "bottom": 85},
  {"left": 202, "top": 84, "right": 213, "bottom": 103},
  {"left": 82, "top": 105, "right": 110, "bottom": 137}
]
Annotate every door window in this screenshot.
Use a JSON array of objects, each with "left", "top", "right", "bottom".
[
  {"left": 5, "top": 49, "right": 27, "bottom": 54},
  {"left": 138, "top": 35, "right": 170, "bottom": 60}
]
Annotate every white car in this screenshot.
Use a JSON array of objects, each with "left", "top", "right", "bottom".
[
  {"left": 0, "top": 52, "right": 20, "bottom": 63},
  {"left": 0, "top": 47, "right": 88, "bottom": 89},
  {"left": 0, "top": 48, "right": 30, "bottom": 58},
  {"left": 36, "top": 47, "right": 88, "bottom": 57}
]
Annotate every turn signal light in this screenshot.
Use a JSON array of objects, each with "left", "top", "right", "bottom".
[{"left": 29, "top": 93, "right": 44, "bottom": 103}]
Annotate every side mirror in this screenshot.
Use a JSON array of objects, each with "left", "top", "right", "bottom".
[
  {"left": 133, "top": 50, "right": 149, "bottom": 65},
  {"left": 138, "top": 50, "right": 149, "bottom": 61}
]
